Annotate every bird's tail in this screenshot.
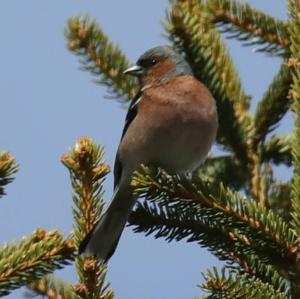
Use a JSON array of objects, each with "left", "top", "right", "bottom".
[{"left": 79, "top": 186, "right": 135, "bottom": 262}]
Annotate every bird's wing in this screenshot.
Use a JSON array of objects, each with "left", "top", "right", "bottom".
[{"left": 113, "top": 90, "right": 142, "bottom": 188}]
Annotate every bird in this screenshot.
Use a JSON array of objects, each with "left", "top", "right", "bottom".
[{"left": 79, "top": 45, "right": 218, "bottom": 262}]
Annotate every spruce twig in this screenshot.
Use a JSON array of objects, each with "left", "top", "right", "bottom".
[
  {"left": 0, "top": 229, "right": 75, "bottom": 297},
  {"left": 0, "top": 152, "right": 18, "bottom": 198},
  {"left": 129, "top": 200, "right": 288, "bottom": 292},
  {"left": 66, "top": 16, "right": 138, "bottom": 101},
  {"left": 261, "top": 135, "right": 292, "bottom": 166},
  {"left": 131, "top": 166, "right": 296, "bottom": 272},
  {"left": 254, "top": 64, "right": 292, "bottom": 146},
  {"left": 62, "top": 137, "right": 114, "bottom": 299},
  {"left": 201, "top": 267, "right": 287, "bottom": 299},
  {"left": 205, "top": 0, "right": 290, "bottom": 56}
]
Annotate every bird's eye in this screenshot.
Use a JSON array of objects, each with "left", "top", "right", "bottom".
[
  {"left": 138, "top": 58, "right": 159, "bottom": 68},
  {"left": 151, "top": 59, "right": 157, "bottom": 65}
]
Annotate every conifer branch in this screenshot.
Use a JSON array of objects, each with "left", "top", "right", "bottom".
[
  {"left": 205, "top": 0, "right": 290, "bottom": 56},
  {"left": 166, "top": 0, "right": 250, "bottom": 168},
  {"left": 225, "top": 254, "right": 289, "bottom": 296},
  {"left": 0, "top": 152, "right": 18, "bottom": 198},
  {"left": 66, "top": 16, "right": 138, "bottom": 100},
  {"left": 200, "top": 267, "right": 287, "bottom": 299},
  {"left": 248, "top": 63, "right": 291, "bottom": 204},
  {"left": 129, "top": 200, "right": 288, "bottom": 288},
  {"left": 0, "top": 229, "right": 75, "bottom": 296},
  {"left": 261, "top": 135, "right": 292, "bottom": 166},
  {"left": 254, "top": 64, "right": 292, "bottom": 146},
  {"left": 131, "top": 166, "right": 296, "bottom": 271},
  {"left": 129, "top": 201, "right": 248, "bottom": 258},
  {"left": 26, "top": 275, "right": 80, "bottom": 299},
  {"left": 62, "top": 137, "right": 114, "bottom": 299}
]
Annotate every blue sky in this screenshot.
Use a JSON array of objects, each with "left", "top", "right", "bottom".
[{"left": 0, "top": 1, "right": 289, "bottom": 298}]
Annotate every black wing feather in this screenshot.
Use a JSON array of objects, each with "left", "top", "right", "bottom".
[{"left": 113, "top": 90, "right": 142, "bottom": 188}]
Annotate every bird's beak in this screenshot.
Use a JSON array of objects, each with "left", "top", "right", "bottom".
[{"left": 123, "top": 65, "right": 145, "bottom": 76}]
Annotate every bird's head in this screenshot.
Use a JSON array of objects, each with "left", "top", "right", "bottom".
[{"left": 124, "top": 45, "right": 193, "bottom": 85}]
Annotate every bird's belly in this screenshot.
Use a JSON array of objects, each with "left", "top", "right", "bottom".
[
  {"left": 120, "top": 117, "right": 216, "bottom": 174},
  {"left": 145, "top": 123, "right": 213, "bottom": 173}
]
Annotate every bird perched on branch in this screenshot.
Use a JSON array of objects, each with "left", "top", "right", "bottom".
[{"left": 79, "top": 45, "right": 218, "bottom": 262}]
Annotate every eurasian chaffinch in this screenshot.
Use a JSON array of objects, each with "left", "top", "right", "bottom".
[{"left": 79, "top": 45, "right": 218, "bottom": 262}]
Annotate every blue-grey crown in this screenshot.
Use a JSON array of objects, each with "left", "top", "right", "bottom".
[{"left": 137, "top": 45, "right": 193, "bottom": 78}]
